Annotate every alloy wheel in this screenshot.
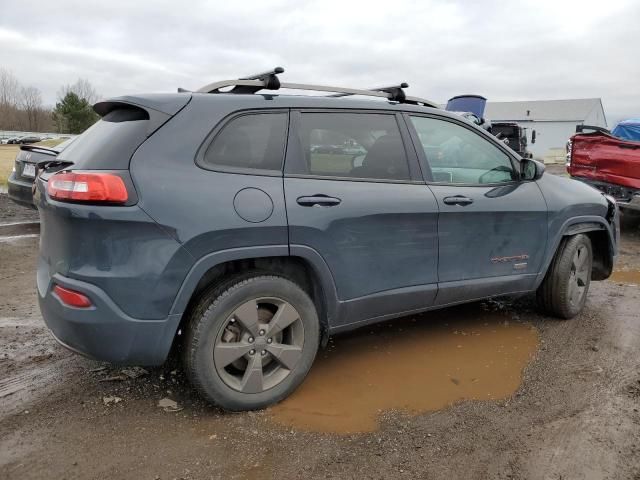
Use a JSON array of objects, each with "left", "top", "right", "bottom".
[
  {"left": 213, "top": 297, "right": 305, "bottom": 393},
  {"left": 568, "top": 245, "right": 590, "bottom": 308}
]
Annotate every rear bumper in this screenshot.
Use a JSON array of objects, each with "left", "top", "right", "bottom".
[
  {"left": 7, "top": 173, "right": 36, "bottom": 209},
  {"left": 38, "top": 260, "right": 181, "bottom": 366}
]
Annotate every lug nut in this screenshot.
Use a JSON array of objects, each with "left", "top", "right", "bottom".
[
  {"left": 267, "top": 338, "right": 273, "bottom": 344},
  {"left": 249, "top": 349, "right": 256, "bottom": 355},
  {"left": 248, "top": 337, "right": 254, "bottom": 343},
  {"left": 259, "top": 329, "right": 265, "bottom": 336},
  {"left": 261, "top": 350, "right": 266, "bottom": 356}
]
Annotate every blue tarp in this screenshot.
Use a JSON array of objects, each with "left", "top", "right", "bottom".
[
  {"left": 445, "top": 95, "right": 487, "bottom": 118},
  {"left": 612, "top": 119, "right": 640, "bottom": 141}
]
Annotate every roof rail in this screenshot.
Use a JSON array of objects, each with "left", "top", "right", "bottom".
[
  {"left": 194, "top": 67, "right": 439, "bottom": 108},
  {"left": 328, "top": 83, "right": 409, "bottom": 101}
]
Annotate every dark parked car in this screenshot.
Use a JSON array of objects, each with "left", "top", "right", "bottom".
[
  {"left": 8, "top": 138, "right": 75, "bottom": 208},
  {"left": 18, "top": 136, "right": 42, "bottom": 144},
  {"left": 35, "top": 69, "right": 619, "bottom": 411}
]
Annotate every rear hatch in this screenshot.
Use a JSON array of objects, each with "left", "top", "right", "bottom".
[{"left": 35, "top": 94, "right": 191, "bottom": 317}]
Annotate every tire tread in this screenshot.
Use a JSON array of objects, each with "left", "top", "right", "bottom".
[
  {"left": 537, "top": 234, "right": 592, "bottom": 319},
  {"left": 183, "top": 273, "right": 318, "bottom": 410}
]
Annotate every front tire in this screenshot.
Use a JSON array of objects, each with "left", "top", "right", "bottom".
[
  {"left": 184, "top": 274, "right": 319, "bottom": 410},
  {"left": 537, "top": 234, "right": 593, "bottom": 319}
]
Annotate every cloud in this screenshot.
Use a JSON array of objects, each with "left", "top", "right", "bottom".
[{"left": 0, "top": 0, "right": 637, "bottom": 123}]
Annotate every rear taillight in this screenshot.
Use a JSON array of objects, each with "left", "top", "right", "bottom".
[
  {"left": 53, "top": 285, "right": 93, "bottom": 308},
  {"left": 566, "top": 139, "right": 573, "bottom": 167},
  {"left": 47, "top": 171, "right": 128, "bottom": 204}
]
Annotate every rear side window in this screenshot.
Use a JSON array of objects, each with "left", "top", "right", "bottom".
[
  {"left": 294, "top": 113, "right": 410, "bottom": 181},
  {"left": 202, "top": 113, "right": 288, "bottom": 172}
]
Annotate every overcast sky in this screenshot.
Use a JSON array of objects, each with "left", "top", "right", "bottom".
[{"left": 1, "top": 0, "right": 638, "bottom": 125}]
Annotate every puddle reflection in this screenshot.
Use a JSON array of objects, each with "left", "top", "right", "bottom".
[{"left": 270, "top": 308, "right": 538, "bottom": 433}]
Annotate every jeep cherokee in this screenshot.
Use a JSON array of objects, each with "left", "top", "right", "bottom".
[{"left": 34, "top": 68, "right": 619, "bottom": 410}]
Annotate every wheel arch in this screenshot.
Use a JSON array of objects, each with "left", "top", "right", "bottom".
[
  {"left": 169, "top": 246, "right": 339, "bottom": 348},
  {"left": 537, "top": 216, "right": 616, "bottom": 287}
]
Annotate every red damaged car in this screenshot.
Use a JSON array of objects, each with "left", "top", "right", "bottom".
[{"left": 567, "top": 119, "right": 640, "bottom": 211}]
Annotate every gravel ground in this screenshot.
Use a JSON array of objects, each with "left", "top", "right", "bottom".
[
  {"left": 0, "top": 185, "right": 639, "bottom": 480},
  {"left": 0, "top": 194, "right": 38, "bottom": 223}
]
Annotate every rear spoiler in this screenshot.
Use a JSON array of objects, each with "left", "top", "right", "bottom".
[
  {"left": 94, "top": 94, "right": 191, "bottom": 117},
  {"left": 576, "top": 125, "right": 610, "bottom": 135},
  {"left": 92, "top": 95, "right": 192, "bottom": 139},
  {"left": 19, "top": 144, "right": 59, "bottom": 156}
]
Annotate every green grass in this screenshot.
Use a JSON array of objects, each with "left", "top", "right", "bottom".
[
  {"left": 35, "top": 139, "right": 67, "bottom": 148},
  {"left": 0, "top": 145, "right": 19, "bottom": 188}
]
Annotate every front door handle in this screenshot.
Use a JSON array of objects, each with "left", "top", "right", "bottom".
[
  {"left": 296, "top": 195, "right": 342, "bottom": 207},
  {"left": 443, "top": 195, "right": 474, "bottom": 206},
  {"left": 618, "top": 144, "right": 640, "bottom": 150}
]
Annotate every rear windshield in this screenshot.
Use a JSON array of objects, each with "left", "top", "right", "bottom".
[{"left": 56, "top": 108, "right": 152, "bottom": 170}]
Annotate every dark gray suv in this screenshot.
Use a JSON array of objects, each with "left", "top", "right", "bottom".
[{"left": 35, "top": 69, "right": 619, "bottom": 410}]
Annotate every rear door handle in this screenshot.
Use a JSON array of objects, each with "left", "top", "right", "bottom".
[
  {"left": 443, "top": 195, "right": 474, "bottom": 206},
  {"left": 296, "top": 195, "right": 342, "bottom": 207},
  {"left": 618, "top": 144, "right": 640, "bottom": 150}
]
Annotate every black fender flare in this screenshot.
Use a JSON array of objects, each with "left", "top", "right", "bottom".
[
  {"left": 168, "top": 244, "right": 340, "bottom": 327},
  {"left": 535, "top": 215, "right": 616, "bottom": 288}
]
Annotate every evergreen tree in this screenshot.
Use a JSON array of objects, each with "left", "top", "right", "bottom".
[{"left": 52, "top": 91, "right": 99, "bottom": 134}]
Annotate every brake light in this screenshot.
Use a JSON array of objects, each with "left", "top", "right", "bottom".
[
  {"left": 48, "top": 172, "right": 128, "bottom": 204},
  {"left": 53, "top": 285, "right": 93, "bottom": 308}
]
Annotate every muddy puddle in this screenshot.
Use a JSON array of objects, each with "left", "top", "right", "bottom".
[
  {"left": 270, "top": 309, "right": 538, "bottom": 434},
  {"left": 609, "top": 270, "right": 640, "bottom": 285}
]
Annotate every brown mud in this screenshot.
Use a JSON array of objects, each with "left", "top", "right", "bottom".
[{"left": 271, "top": 315, "right": 538, "bottom": 433}]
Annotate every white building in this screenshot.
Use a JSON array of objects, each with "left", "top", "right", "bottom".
[{"left": 484, "top": 98, "right": 607, "bottom": 163}]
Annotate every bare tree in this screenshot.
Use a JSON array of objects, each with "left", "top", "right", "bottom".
[
  {"left": 0, "top": 68, "right": 22, "bottom": 129},
  {"left": 0, "top": 68, "right": 20, "bottom": 107},
  {"left": 58, "top": 78, "right": 100, "bottom": 105},
  {"left": 21, "top": 86, "right": 44, "bottom": 131}
]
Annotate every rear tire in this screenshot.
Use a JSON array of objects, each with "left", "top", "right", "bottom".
[
  {"left": 537, "top": 234, "right": 593, "bottom": 319},
  {"left": 184, "top": 274, "right": 319, "bottom": 410}
]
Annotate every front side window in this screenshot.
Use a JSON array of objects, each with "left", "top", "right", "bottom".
[
  {"left": 410, "top": 116, "right": 516, "bottom": 184},
  {"left": 296, "top": 113, "right": 410, "bottom": 181},
  {"left": 202, "top": 113, "right": 287, "bottom": 172}
]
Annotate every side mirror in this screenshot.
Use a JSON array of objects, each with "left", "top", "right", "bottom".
[
  {"left": 521, "top": 158, "right": 544, "bottom": 180},
  {"left": 531, "top": 130, "right": 536, "bottom": 144}
]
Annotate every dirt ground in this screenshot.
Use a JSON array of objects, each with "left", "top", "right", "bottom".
[{"left": 1, "top": 183, "right": 639, "bottom": 480}]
